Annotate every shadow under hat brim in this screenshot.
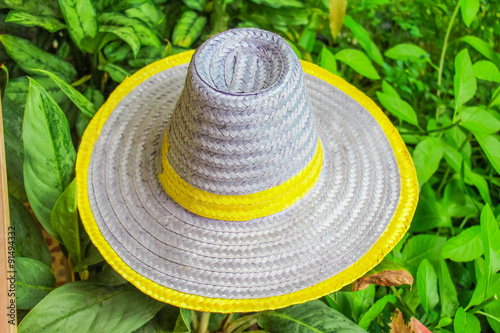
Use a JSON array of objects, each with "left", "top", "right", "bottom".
[{"left": 76, "top": 50, "right": 419, "bottom": 313}]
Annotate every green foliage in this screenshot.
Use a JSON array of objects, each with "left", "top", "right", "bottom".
[{"left": 1, "top": 0, "right": 500, "bottom": 331}]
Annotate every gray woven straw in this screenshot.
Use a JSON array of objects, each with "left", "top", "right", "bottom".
[{"left": 85, "top": 28, "right": 401, "bottom": 301}]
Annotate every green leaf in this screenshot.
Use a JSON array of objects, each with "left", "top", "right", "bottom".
[
  {"left": 381, "top": 80, "right": 400, "bottom": 99},
  {"left": 89, "top": 263, "right": 127, "bottom": 286},
  {"left": 472, "top": 60, "right": 500, "bottom": 82},
  {"left": 173, "top": 308, "right": 191, "bottom": 332},
  {"left": 442, "top": 226, "right": 484, "bottom": 262},
  {"left": 172, "top": 11, "right": 207, "bottom": 48},
  {"left": 474, "top": 134, "right": 500, "bottom": 175},
  {"left": 183, "top": 0, "right": 205, "bottom": 11},
  {"left": 411, "top": 189, "right": 451, "bottom": 231},
  {"left": 329, "top": 0, "right": 347, "bottom": 41},
  {"left": 8, "top": 195, "right": 52, "bottom": 266},
  {"left": 98, "top": 12, "right": 161, "bottom": 48},
  {"left": 402, "top": 234, "right": 447, "bottom": 275},
  {"left": 249, "top": 0, "right": 304, "bottom": 9},
  {"left": 458, "top": 36, "right": 500, "bottom": 68},
  {"left": 468, "top": 257, "right": 488, "bottom": 309},
  {"left": 58, "top": 0, "right": 98, "bottom": 52},
  {"left": 98, "top": 63, "right": 130, "bottom": 83},
  {"left": 257, "top": 300, "right": 365, "bottom": 332},
  {"left": 336, "top": 49, "right": 380, "bottom": 80},
  {"left": 133, "top": 304, "right": 181, "bottom": 333},
  {"left": 358, "top": 295, "right": 396, "bottom": 330},
  {"left": 1, "top": 0, "right": 61, "bottom": 17},
  {"left": 100, "top": 25, "right": 141, "bottom": 58},
  {"left": 461, "top": 0, "right": 479, "bottom": 27},
  {"left": 299, "top": 28, "right": 315, "bottom": 53},
  {"left": 95, "top": 0, "right": 148, "bottom": 11},
  {"left": 0, "top": 63, "right": 8, "bottom": 99},
  {"left": 352, "top": 284, "right": 375, "bottom": 322},
  {"left": 454, "top": 307, "right": 480, "bottom": 333},
  {"left": 412, "top": 137, "right": 443, "bottom": 185},
  {"left": 0, "top": 35, "right": 76, "bottom": 82},
  {"left": 384, "top": 43, "right": 430, "bottom": 62},
  {"left": 417, "top": 259, "right": 439, "bottom": 314},
  {"left": 438, "top": 258, "right": 459, "bottom": 318},
  {"left": 23, "top": 78, "right": 76, "bottom": 238},
  {"left": 125, "top": 1, "right": 164, "bottom": 29},
  {"left": 6, "top": 10, "right": 65, "bottom": 32},
  {"left": 343, "top": 15, "right": 383, "bottom": 66},
  {"left": 15, "top": 257, "right": 55, "bottom": 310},
  {"left": 51, "top": 180, "right": 81, "bottom": 265},
  {"left": 18, "top": 282, "right": 164, "bottom": 333},
  {"left": 376, "top": 92, "right": 418, "bottom": 126},
  {"left": 320, "top": 47, "right": 337, "bottom": 74},
  {"left": 33, "top": 69, "right": 97, "bottom": 118},
  {"left": 481, "top": 204, "right": 500, "bottom": 288},
  {"left": 460, "top": 107, "right": 500, "bottom": 134},
  {"left": 454, "top": 49, "right": 477, "bottom": 110}
]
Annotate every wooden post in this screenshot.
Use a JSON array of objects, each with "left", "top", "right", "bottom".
[{"left": 0, "top": 99, "right": 18, "bottom": 331}]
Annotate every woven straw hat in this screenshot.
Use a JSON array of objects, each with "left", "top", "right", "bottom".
[{"left": 76, "top": 28, "right": 418, "bottom": 313}]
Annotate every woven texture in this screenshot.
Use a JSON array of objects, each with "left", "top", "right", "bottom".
[{"left": 77, "top": 28, "right": 419, "bottom": 313}]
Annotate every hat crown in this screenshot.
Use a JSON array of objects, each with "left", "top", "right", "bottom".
[{"left": 164, "top": 28, "right": 319, "bottom": 196}]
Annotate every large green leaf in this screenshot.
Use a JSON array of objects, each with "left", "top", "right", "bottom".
[
  {"left": 94, "top": 0, "right": 147, "bottom": 11},
  {"left": 458, "top": 36, "right": 500, "bottom": 68},
  {"left": 460, "top": 107, "right": 500, "bottom": 135},
  {"left": 411, "top": 186, "right": 451, "bottom": 231},
  {"left": 343, "top": 15, "right": 383, "bottom": 66},
  {"left": 412, "top": 137, "right": 443, "bottom": 185},
  {"left": 34, "top": 69, "right": 97, "bottom": 118},
  {"left": 402, "top": 234, "right": 446, "bottom": 275},
  {"left": 358, "top": 295, "right": 396, "bottom": 330},
  {"left": 15, "top": 257, "right": 55, "bottom": 310},
  {"left": 472, "top": 60, "right": 500, "bottom": 82},
  {"left": 454, "top": 49, "right": 477, "bottom": 110},
  {"left": 438, "top": 258, "right": 459, "bottom": 319},
  {"left": 336, "top": 49, "right": 380, "bottom": 80},
  {"left": 5, "top": 10, "right": 66, "bottom": 32},
  {"left": 474, "top": 133, "right": 500, "bottom": 175},
  {"left": 257, "top": 300, "right": 365, "bottom": 332},
  {"left": 0, "top": 35, "right": 76, "bottom": 82},
  {"left": 172, "top": 11, "right": 207, "bottom": 48},
  {"left": 23, "top": 78, "right": 76, "bottom": 238},
  {"left": 100, "top": 25, "right": 141, "bottom": 58},
  {"left": 481, "top": 205, "right": 500, "bottom": 289},
  {"left": 376, "top": 92, "right": 418, "bottom": 126},
  {"left": 133, "top": 304, "right": 183, "bottom": 333},
  {"left": 98, "top": 63, "right": 130, "bottom": 82},
  {"left": 384, "top": 43, "right": 430, "bottom": 62},
  {"left": 183, "top": 0, "right": 205, "bottom": 11},
  {"left": 125, "top": 1, "right": 163, "bottom": 28},
  {"left": 99, "top": 12, "right": 161, "bottom": 48},
  {"left": 8, "top": 195, "right": 51, "bottom": 266},
  {"left": 417, "top": 259, "right": 439, "bottom": 314},
  {"left": 249, "top": 0, "right": 304, "bottom": 9},
  {"left": 442, "top": 226, "right": 483, "bottom": 262},
  {"left": 461, "top": 0, "right": 479, "bottom": 27},
  {"left": 381, "top": 80, "right": 400, "bottom": 98},
  {"left": 320, "top": 47, "right": 337, "bottom": 74},
  {"left": 51, "top": 180, "right": 81, "bottom": 264},
  {"left": 18, "top": 282, "right": 164, "bottom": 333},
  {"left": 454, "top": 307, "right": 480, "bottom": 333},
  {"left": 173, "top": 308, "right": 191, "bottom": 332},
  {"left": 1, "top": 0, "right": 61, "bottom": 17},
  {"left": 58, "top": 0, "right": 98, "bottom": 52}
]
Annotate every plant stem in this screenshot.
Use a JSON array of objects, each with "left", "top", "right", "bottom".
[
  {"left": 233, "top": 318, "right": 258, "bottom": 333},
  {"left": 469, "top": 295, "right": 498, "bottom": 313},
  {"left": 221, "top": 313, "right": 234, "bottom": 331},
  {"left": 399, "top": 120, "right": 461, "bottom": 135},
  {"left": 437, "top": 166, "right": 451, "bottom": 193},
  {"left": 198, "top": 312, "right": 210, "bottom": 333},
  {"left": 191, "top": 310, "right": 199, "bottom": 332},
  {"left": 437, "top": 1, "right": 461, "bottom": 91},
  {"left": 224, "top": 314, "right": 259, "bottom": 333},
  {"left": 476, "top": 311, "right": 500, "bottom": 323}
]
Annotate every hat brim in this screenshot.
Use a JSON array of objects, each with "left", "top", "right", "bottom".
[{"left": 76, "top": 50, "right": 418, "bottom": 313}]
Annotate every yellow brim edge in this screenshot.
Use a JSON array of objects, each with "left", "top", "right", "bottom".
[{"left": 76, "top": 50, "right": 419, "bottom": 313}]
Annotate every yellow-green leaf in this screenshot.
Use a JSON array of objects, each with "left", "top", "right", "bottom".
[
  {"left": 329, "top": 0, "right": 347, "bottom": 41},
  {"left": 6, "top": 10, "right": 66, "bottom": 33}
]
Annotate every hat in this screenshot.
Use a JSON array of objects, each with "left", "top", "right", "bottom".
[{"left": 76, "top": 28, "right": 418, "bottom": 313}]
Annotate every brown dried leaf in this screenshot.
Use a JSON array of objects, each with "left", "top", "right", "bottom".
[
  {"left": 353, "top": 269, "right": 414, "bottom": 291},
  {"left": 389, "top": 309, "right": 432, "bottom": 333}
]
